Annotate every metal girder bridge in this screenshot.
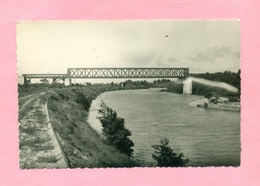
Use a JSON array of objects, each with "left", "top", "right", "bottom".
[
  {"left": 67, "top": 68, "right": 189, "bottom": 78},
  {"left": 22, "top": 68, "right": 189, "bottom": 84},
  {"left": 22, "top": 74, "right": 67, "bottom": 84}
]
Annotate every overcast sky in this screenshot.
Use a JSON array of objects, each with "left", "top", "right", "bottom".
[{"left": 17, "top": 20, "right": 240, "bottom": 79}]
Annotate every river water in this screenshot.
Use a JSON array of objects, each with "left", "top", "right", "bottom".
[{"left": 88, "top": 88, "right": 240, "bottom": 167}]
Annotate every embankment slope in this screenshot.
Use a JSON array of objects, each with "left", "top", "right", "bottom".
[{"left": 47, "top": 87, "right": 137, "bottom": 168}]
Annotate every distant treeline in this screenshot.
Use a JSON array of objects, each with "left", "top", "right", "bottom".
[
  {"left": 167, "top": 70, "right": 241, "bottom": 101},
  {"left": 191, "top": 70, "right": 241, "bottom": 91},
  {"left": 18, "top": 79, "right": 173, "bottom": 98}
]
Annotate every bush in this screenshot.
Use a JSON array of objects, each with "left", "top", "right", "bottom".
[
  {"left": 76, "top": 92, "right": 92, "bottom": 111},
  {"left": 97, "top": 101, "right": 134, "bottom": 157},
  {"left": 152, "top": 138, "right": 189, "bottom": 167},
  {"left": 167, "top": 81, "right": 183, "bottom": 94},
  {"left": 192, "top": 81, "right": 240, "bottom": 101}
]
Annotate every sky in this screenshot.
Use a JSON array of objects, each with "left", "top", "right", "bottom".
[{"left": 17, "top": 20, "right": 240, "bottom": 83}]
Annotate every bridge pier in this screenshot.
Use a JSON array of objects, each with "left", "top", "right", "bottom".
[
  {"left": 23, "top": 77, "right": 30, "bottom": 84},
  {"left": 183, "top": 78, "right": 192, "bottom": 94},
  {"left": 24, "top": 77, "right": 27, "bottom": 84},
  {"left": 64, "top": 78, "right": 71, "bottom": 86}
]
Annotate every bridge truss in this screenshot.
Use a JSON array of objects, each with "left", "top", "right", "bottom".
[{"left": 67, "top": 68, "right": 189, "bottom": 78}]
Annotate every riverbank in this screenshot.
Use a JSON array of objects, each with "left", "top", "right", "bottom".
[
  {"left": 186, "top": 97, "right": 240, "bottom": 111},
  {"left": 19, "top": 84, "right": 146, "bottom": 168},
  {"left": 46, "top": 87, "right": 139, "bottom": 168}
]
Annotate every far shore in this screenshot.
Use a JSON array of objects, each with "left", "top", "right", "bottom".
[{"left": 186, "top": 97, "right": 240, "bottom": 111}]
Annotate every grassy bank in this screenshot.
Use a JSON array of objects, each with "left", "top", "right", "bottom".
[
  {"left": 47, "top": 87, "right": 138, "bottom": 168},
  {"left": 18, "top": 84, "right": 49, "bottom": 98}
]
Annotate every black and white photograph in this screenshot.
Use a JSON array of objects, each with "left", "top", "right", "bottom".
[{"left": 17, "top": 20, "right": 240, "bottom": 168}]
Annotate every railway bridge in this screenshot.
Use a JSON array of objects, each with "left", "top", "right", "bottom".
[{"left": 23, "top": 68, "right": 190, "bottom": 85}]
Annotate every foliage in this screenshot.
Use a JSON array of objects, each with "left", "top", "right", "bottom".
[
  {"left": 167, "top": 81, "right": 183, "bottom": 94},
  {"left": 150, "top": 79, "right": 172, "bottom": 88},
  {"left": 18, "top": 83, "right": 48, "bottom": 98},
  {"left": 47, "top": 88, "right": 137, "bottom": 168},
  {"left": 152, "top": 138, "right": 189, "bottom": 167},
  {"left": 40, "top": 78, "right": 49, "bottom": 84},
  {"left": 192, "top": 81, "right": 239, "bottom": 98},
  {"left": 228, "top": 96, "right": 240, "bottom": 102},
  {"left": 49, "top": 82, "right": 65, "bottom": 88},
  {"left": 204, "top": 92, "right": 213, "bottom": 100},
  {"left": 122, "top": 80, "right": 150, "bottom": 89},
  {"left": 97, "top": 101, "right": 134, "bottom": 157},
  {"left": 193, "top": 70, "right": 241, "bottom": 91},
  {"left": 75, "top": 92, "right": 92, "bottom": 111},
  {"left": 166, "top": 70, "right": 241, "bottom": 100}
]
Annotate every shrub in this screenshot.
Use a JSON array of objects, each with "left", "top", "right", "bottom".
[
  {"left": 76, "top": 92, "right": 92, "bottom": 111},
  {"left": 152, "top": 138, "right": 189, "bottom": 167},
  {"left": 167, "top": 81, "right": 183, "bottom": 94},
  {"left": 97, "top": 101, "right": 134, "bottom": 157}
]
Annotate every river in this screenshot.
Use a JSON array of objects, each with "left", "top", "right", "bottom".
[{"left": 88, "top": 88, "right": 240, "bottom": 167}]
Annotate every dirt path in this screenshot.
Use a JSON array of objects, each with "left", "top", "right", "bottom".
[
  {"left": 19, "top": 92, "right": 45, "bottom": 112},
  {"left": 19, "top": 95, "right": 68, "bottom": 169},
  {"left": 19, "top": 92, "right": 45, "bottom": 101}
]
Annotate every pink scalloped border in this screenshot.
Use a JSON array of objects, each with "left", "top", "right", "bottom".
[{"left": 0, "top": 0, "right": 260, "bottom": 185}]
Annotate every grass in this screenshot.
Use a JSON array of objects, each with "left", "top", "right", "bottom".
[
  {"left": 19, "top": 137, "right": 47, "bottom": 148},
  {"left": 19, "top": 92, "right": 48, "bottom": 121},
  {"left": 18, "top": 84, "right": 141, "bottom": 168},
  {"left": 18, "top": 97, "right": 39, "bottom": 121},
  {"left": 18, "top": 84, "right": 48, "bottom": 98},
  {"left": 20, "top": 160, "right": 38, "bottom": 169},
  {"left": 19, "top": 126, "right": 36, "bottom": 135},
  {"left": 47, "top": 88, "right": 138, "bottom": 168},
  {"left": 37, "top": 155, "right": 58, "bottom": 163},
  {"left": 18, "top": 97, "right": 31, "bottom": 108},
  {"left": 33, "top": 145, "right": 54, "bottom": 151}
]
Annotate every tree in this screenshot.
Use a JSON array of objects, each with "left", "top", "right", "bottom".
[
  {"left": 97, "top": 101, "right": 134, "bottom": 157},
  {"left": 167, "top": 81, "right": 183, "bottom": 94},
  {"left": 40, "top": 78, "right": 49, "bottom": 84},
  {"left": 123, "top": 80, "right": 133, "bottom": 87},
  {"left": 76, "top": 92, "right": 92, "bottom": 111},
  {"left": 152, "top": 138, "right": 189, "bottom": 167}
]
